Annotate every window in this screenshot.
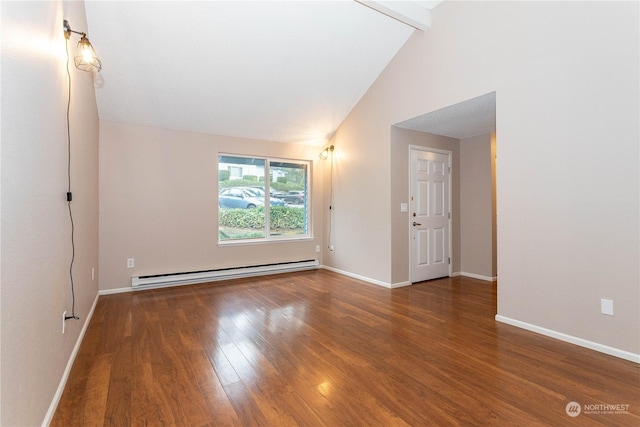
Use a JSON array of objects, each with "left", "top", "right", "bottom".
[{"left": 218, "top": 155, "right": 310, "bottom": 242}]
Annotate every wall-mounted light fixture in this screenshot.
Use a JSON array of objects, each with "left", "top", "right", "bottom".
[
  {"left": 319, "top": 145, "right": 335, "bottom": 160},
  {"left": 63, "top": 19, "right": 102, "bottom": 72},
  {"left": 320, "top": 144, "right": 336, "bottom": 252},
  {"left": 61, "top": 18, "right": 101, "bottom": 325}
]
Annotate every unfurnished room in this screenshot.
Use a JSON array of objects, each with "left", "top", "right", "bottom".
[{"left": 1, "top": 1, "right": 639, "bottom": 426}]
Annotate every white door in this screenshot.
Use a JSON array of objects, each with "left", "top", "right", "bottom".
[{"left": 410, "top": 148, "right": 451, "bottom": 282}]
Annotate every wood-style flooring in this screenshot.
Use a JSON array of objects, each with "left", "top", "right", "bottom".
[{"left": 52, "top": 270, "right": 640, "bottom": 426}]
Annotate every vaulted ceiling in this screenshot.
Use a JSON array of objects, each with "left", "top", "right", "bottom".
[{"left": 85, "top": 1, "right": 443, "bottom": 146}]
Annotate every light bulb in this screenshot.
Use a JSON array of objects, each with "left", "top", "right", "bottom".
[
  {"left": 82, "top": 44, "right": 93, "bottom": 62},
  {"left": 73, "top": 35, "right": 102, "bottom": 72}
]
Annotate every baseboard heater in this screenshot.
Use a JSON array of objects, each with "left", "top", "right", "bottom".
[{"left": 131, "top": 259, "right": 319, "bottom": 288}]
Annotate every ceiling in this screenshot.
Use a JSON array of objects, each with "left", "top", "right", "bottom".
[
  {"left": 84, "top": 1, "right": 443, "bottom": 146},
  {"left": 395, "top": 92, "right": 496, "bottom": 139}
]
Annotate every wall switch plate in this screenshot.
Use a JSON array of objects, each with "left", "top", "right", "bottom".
[
  {"left": 400, "top": 203, "right": 408, "bottom": 212},
  {"left": 127, "top": 258, "right": 135, "bottom": 268},
  {"left": 316, "top": 245, "right": 320, "bottom": 253},
  {"left": 601, "top": 298, "right": 614, "bottom": 316}
]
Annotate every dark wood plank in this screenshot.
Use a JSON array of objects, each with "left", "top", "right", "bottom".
[{"left": 52, "top": 270, "right": 640, "bottom": 426}]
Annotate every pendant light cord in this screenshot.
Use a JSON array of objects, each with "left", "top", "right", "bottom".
[
  {"left": 328, "top": 150, "right": 334, "bottom": 250},
  {"left": 65, "top": 38, "right": 79, "bottom": 321}
]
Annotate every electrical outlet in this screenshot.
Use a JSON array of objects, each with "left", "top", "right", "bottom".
[
  {"left": 62, "top": 311, "right": 67, "bottom": 334},
  {"left": 127, "top": 258, "right": 135, "bottom": 268},
  {"left": 601, "top": 299, "right": 614, "bottom": 316}
]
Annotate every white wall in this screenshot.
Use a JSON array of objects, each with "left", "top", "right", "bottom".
[
  {"left": 327, "top": 1, "right": 639, "bottom": 355},
  {"left": 99, "top": 120, "right": 322, "bottom": 291},
  {"left": 1, "top": 1, "right": 100, "bottom": 425}
]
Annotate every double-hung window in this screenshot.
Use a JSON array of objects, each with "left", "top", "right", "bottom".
[{"left": 218, "top": 155, "right": 310, "bottom": 242}]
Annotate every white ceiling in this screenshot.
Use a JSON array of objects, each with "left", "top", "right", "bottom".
[
  {"left": 394, "top": 92, "right": 496, "bottom": 139},
  {"left": 84, "top": 1, "right": 443, "bottom": 146}
]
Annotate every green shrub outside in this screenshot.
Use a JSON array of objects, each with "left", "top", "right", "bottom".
[
  {"left": 271, "top": 182, "right": 304, "bottom": 193},
  {"left": 243, "top": 175, "right": 258, "bottom": 181},
  {"left": 270, "top": 206, "right": 305, "bottom": 229},
  {"left": 219, "top": 207, "right": 264, "bottom": 228},
  {"left": 219, "top": 170, "right": 230, "bottom": 181},
  {"left": 219, "top": 206, "right": 304, "bottom": 230},
  {"left": 219, "top": 179, "right": 266, "bottom": 189}
]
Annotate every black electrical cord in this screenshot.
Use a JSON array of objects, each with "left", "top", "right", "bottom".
[
  {"left": 65, "top": 37, "right": 79, "bottom": 321},
  {"left": 328, "top": 149, "right": 334, "bottom": 250}
]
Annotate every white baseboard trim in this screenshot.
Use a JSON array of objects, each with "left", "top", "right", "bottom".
[
  {"left": 495, "top": 315, "right": 640, "bottom": 364},
  {"left": 42, "top": 292, "right": 100, "bottom": 426},
  {"left": 100, "top": 286, "right": 135, "bottom": 295},
  {"left": 390, "top": 280, "right": 412, "bottom": 288},
  {"left": 452, "top": 271, "right": 497, "bottom": 282},
  {"left": 100, "top": 283, "right": 201, "bottom": 295},
  {"left": 320, "top": 265, "right": 409, "bottom": 288}
]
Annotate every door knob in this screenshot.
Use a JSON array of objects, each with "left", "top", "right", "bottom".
[{"left": 413, "top": 221, "right": 421, "bottom": 226}]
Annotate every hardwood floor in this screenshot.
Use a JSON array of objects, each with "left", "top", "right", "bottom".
[{"left": 52, "top": 270, "right": 639, "bottom": 426}]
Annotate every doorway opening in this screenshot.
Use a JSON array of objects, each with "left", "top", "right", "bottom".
[{"left": 395, "top": 92, "right": 497, "bottom": 284}]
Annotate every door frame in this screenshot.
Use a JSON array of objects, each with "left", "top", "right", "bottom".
[{"left": 409, "top": 145, "right": 453, "bottom": 283}]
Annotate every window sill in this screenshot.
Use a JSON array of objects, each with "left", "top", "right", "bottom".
[{"left": 218, "top": 236, "right": 314, "bottom": 247}]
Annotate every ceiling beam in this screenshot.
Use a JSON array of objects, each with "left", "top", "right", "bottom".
[{"left": 355, "top": 1, "right": 434, "bottom": 31}]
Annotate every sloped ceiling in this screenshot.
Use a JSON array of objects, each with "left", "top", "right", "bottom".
[{"left": 84, "top": 1, "right": 440, "bottom": 146}]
